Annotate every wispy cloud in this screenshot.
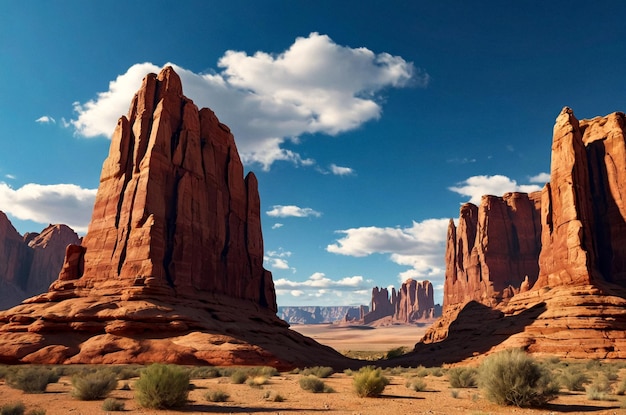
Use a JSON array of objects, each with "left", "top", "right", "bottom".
[
  {"left": 330, "top": 164, "right": 355, "bottom": 176},
  {"left": 266, "top": 205, "right": 321, "bottom": 218},
  {"left": 4, "top": 174, "right": 16, "bottom": 180},
  {"left": 70, "top": 33, "right": 423, "bottom": 170},
  {"left": 448, "top": 174, "right": 542, "bottom": 205},
  {"left": 0, "top": 182, "right": 96, "bottom": 233},
  {"left": 275, "top": 272, "right": 373, "bottom": 305},
  {"left": 265, "top": 248, "right": 295, "bottom": 272},
  {"left": 271, "top": 223, "right": 284, "bottom": 229},
  {"left": 35, "top": 115, "right": 55, "bottom": 124}
]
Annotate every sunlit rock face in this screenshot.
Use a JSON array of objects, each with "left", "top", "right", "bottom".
[
  {"left": 0, "top": 67, "right": 351, "bottom": 370},
  {"left": 417, "top": 108, "right": 626, "bottom": 362},
  {"left": 363, "top": 279, "right": 438, "bottom": 324}
]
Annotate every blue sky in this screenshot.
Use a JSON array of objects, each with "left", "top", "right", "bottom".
[{"left": 2, "top": 1, "right": 626, "bottom": 306}]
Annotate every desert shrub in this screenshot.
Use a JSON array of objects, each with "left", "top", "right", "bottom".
[
  {"left": 353, "top": 366, "right": 389, "bottom": 398},
  {"left": 299, "top": 375, "right": 326, "bottom": 393},
  {"left": 616, "top": 377, "right": 626, "bottom": 395},
  {"left": 134, "top": 363, "right": 189, "bottom": 409},
  {"left": 0, "top": 366, "right": 9, "bottom": 380},
  {"left": 250, "top": 366, "right": 279, "bottom": 377},
  {"left": 246, "top": 376, "right": 268, "bottom": 388},
  {"left": 415, "top": 366, "right": 430, "bottom": 378},
  {"left": 188, "top": 366, "right": 221, "bottom": 379},
  {"left": 479, "top": 349, "right": 558, "bottom": 407},
  {"left": 6, "top": 367, "right": 57, "bottom": 393},
  {"left": 271, "top": 393, "right": 285, "bottom": 402},
  {"left": 559, "top": 368, "right": 588, "bottom": 391},
  {"left": 71, "top": 369, "right": 118, "bottom": 400},
  {"left": 430, "top": 367, "right": 444, "bottom": 377},
  {"left": 301, "top": 366, "right": 334, "bottom": 378},
  {"left": 586, "top": 374, "right": 613, "bottom": 401},
  {"left": 230, "top": 370, "right": 248, "bottom": 384},
  {"left": 406, "top": 378, "right": 427, "bottom": 392},
  {"left": 450, "top": 389, "right": 460, "bottom": 398},
  {"left": 114, "top": 366, "right": 142, "bottom": 380},
  {"left": 205, "top": 390, "right": 230, "bottom": 402},
  {"left": 101, "top": 398, "right": 125, "bottom": 411},
  {"left": 343, "top": 368, "right": 354, "bottom": 376},
  {"left": 448, "top": 367, "right": 477, "bottom": 388},
  {"left": 0, "top": 402, "right": 25, "bottom": 415},
  {"left": 385, "top": 346, "right": 406, "bottom": 359}
]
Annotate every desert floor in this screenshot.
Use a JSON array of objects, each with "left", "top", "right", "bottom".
[{"left": 1, "top": 324, "right": 625, "bottom": 414}]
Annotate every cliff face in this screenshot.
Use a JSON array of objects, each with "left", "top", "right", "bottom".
[
  {"left": 278, "top": 306, "right": 368, "bottom": 324},
  {"left": 0, "top": 213, "right": 80, "bottom": 309},
  {"left": 418, "top": 108, "right": 626, "bottom": 362},
  {"left": 444, "top": 192, "right": 542, "bottom": 309},
  {"left": 363, "top": 279, "right": 439, "bottom": 324},
  {"left": 0, "top": 67, "right": 350, "bottom": 369}
]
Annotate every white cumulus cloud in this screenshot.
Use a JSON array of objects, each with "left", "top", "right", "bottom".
[
  {"left": 529, "top": 172, "right": 550, "bottom": 183},
  {"left": 448, "top": 174, "right": 543, "bottom": 205},
  {"left": 275, "top": 272, "right": 373, "bottom": 305},
  {"left": 70, "top": 33, "right": 422, "bottom": 170},
  {"left": 266, "top": 205, "right": 321, "bottom": 218},
  {"left": 0, "top": 182, "right": 96, "bottom": 233}
]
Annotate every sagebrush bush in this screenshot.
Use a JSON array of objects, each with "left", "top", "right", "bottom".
[
  {"left": 246, "top": 376, "right": 268, "bottom": 388},
  {"left": 385, "top": 346, "right": 406, "bottom": 359},
  {"left": 406, "top": 378, "right": 427, "bottom": 392},
  {"left": 71, "top": 369, "right": 118, "bottom": 400},
  {"left": 353, "top": 366, "right": 389, "bottom": 398},
  {"left": 586, "top": 374, "right": 613, "bottom": 401},
  {"left": 134, "top": 364, "right": 189, "bottom": 409},
  {"left": 0, "top": 402, "right": 25, "bottom": 415},
  {"left": 188, "top": 366, "right": 221, "bottom": 379},
  {"left": 6, "top": 367, "right": 57, "bottom": 393},
  {"left": 299, "top": 375, "right": 328, "bottom": 393},
  {"left": 230, "top": 370, "right": 248, "bottom": 384},
  {"left": 479, "top": 349, "right": 558, "bottom": 407},
  {"left": 301, "top": 366, "right": 334, "bottom": 378},
  {"left": 101, "top": 398, "right": 125, "bottom": 411},
  {"left": 447, "top": 367, "right": 477, "bottom": 388},
  {"left": 205, "top": 389, "right": 230, "bottom": 402},
  {"left": 558, "top": 368, "right": 588, "bottom": 391}
]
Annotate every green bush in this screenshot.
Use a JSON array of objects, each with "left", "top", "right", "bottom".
[
  {"left": 448, "top": 367, "right": 477, "bottom": 388},
  {"left": 406, "top": 378, "right": 427, "bottom": 392},
  {"left": 71, "top": 369, "right": 118, "bottom": 400},
  {"left": 249, "top": 366, "right": 279, "bottom": 377},
  {"left": 134, "top": 364, "right": 190, "bottom": 409},
  {"left": 385, "top": 346, "right": 406, "bottom": 359},
  {"left": 0, "top": 402, "right": 25, "bottom": 415},
  {"left": 299, "top": 375, "right": 327, "bottom": 393},
  {"left": 189, "top": 366, "right": 221, "bottom": 379},
  {"left": 559, "top": 368, "right": 588, "bottom": 391},
  {"left": 230, "top": 370, "right": 248, "bottom": 384},
  {"left": 479, "top": 349, "right": 558, "bottom": 407},
  {"left": 6, "top": 367, "right": 56, "bottom": 393},
  {"left": 205, "top": 390, "right": 230, "bottom": 402},
  {"left": 301, "top": 366, "right": 334, "bottom": 378},
  {"left": 353, "top": 366, "right": 389, "bottom": 398},
  {"left": 101, "top": 398, "right": 125, "bottom": 411}
]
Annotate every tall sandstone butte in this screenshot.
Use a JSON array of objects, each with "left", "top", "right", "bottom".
[
  {"left": 413, "top": 107, "right": 626, "bottom": 364},
  {"left": 363, "top": 279, "right": 439, "bottom": 324},
  {"left": 0, "top": 67, "right": 351, "bottom": 369}
]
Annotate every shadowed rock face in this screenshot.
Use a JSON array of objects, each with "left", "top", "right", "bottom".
[
  {"left": 0, "top": 213, "right": 80, "bottom": 309},
  {"left": 0, "top": 67, "right": 351, "bottom": 369},
  {"left": 418, "top": 108, "right": 626, "bottom": 361}
]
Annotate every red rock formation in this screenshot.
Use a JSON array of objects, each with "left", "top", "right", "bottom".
[
  {"left": 0, "top": 67, "right": 351, "bottom": 369},
  {"left": 415, "top": 107, "right": 626, "bottom": 362},
  {"left": 444, "top": 192, "right": 542, "bottom": 309},
  {"left": 0, "top": 214, "right": 80, "bottom": 309},
  {"left": 363, "top": 280, "right": 438, "bottom": 324}
]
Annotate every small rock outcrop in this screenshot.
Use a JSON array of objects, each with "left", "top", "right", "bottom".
[
  {"left": 363, "top": 280, "right": 439, "bottom": 324},
  {"left": 0, "top": 212, "right": 80, "bottom": 309},
  {"left": 414, "top": 108, "right": 626, "bottom": 363},
  {"left": 0, "top": 67, "right": 351, "bottom": 369}
]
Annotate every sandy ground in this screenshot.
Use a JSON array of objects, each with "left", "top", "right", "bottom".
[{"left": 1, "top": 324, "right": 625, "bottom": 414}]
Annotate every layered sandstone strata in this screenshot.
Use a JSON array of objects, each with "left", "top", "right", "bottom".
[{"left": 363, "top": 279, "right": 438, "bottom": 324}]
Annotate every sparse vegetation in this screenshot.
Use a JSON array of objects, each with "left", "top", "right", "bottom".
[
  {"left": 385, "top": 346, "right": 406, "bottom": 359},
  {"left": 71, "top": 369, "right": 118, "bottom": 400},
  {"left": 134, "top": 363, "right": 189, "bottom": 409},
  {"left": 478, "top": 349, "right": 558, "bottom": 407},
  {"left": 450, "top": 389, "right": 460, "bottom": 398},
  {"left": 205, "top": 389, "right": 230, "bottom": 402},
  {"left": 447, "top": 367, "right": 477, "bottom": 388},
  {"left": 246, "top": 376, "right": 268, "bottom": 388},
  {"left": 558, "top": 367, "right": 588, "bottom": 391},
  {"left": 0, "top": 402, "right": 25, "bottom": 415},
  {"left": 101, "top": 398, "right": 125, "bottom": 411},
  {"left": 299, "top": 375, "right": 332, "bottom": 393},
  {"left": 188, "top": 366, "right": 221, "bottom": 379},
  {"left": 230, "top": 370, "right": 248, "bottom": 384},
  {"left": 353, "top": 366, "right": 389, "bottom": 398},
  {"left": 301, "top": 366, "right": 334, "bottom": 378},
  {"left": 406, "top": 378, "right": 427, "bottom": 392},
  {"left": 586, "top": 374, "right": 614, "bottom": 401},
  {"left": 6, "top": 367, "right": 57, "bottom": 394}
]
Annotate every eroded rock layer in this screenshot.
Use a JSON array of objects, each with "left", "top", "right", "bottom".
[
  {"left": 0, "top": 67, "right": 351, "bottom": 369},
  {"left": 363, "top": 279, "right": 439, "bottom": 324},
  {"left": 415, "top": 108, "right": 626, "bottom": 362}
]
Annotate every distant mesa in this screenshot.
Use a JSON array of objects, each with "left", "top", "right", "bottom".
[
  {"left": 0, "top": 66, "right": 350, "bottom": 369},
  {"left": 363, "top": 279, "right": 441, "bottom": 325},
  {"left": 278, "top": 305, "right": 368, "bottom": 324},
  {"left": 0, "top": 213, "right": 80, "bottom": 309},
  {"left": 407, "top": 107, "right": 626, "bottom": 365}
]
